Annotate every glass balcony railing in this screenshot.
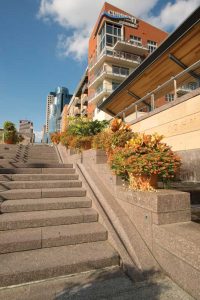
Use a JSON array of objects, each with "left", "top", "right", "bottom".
[
  {"left": 89, "top": 66, "right": 129, "bottom": 86},
  {"left": 117, "top": 37, "right": 147, "bottom": 48},
  {"left": 89, "top": 49, "right": 142, "bottom": 69},
  {"left": 88, "top": 87, "right": 114, "bottom": 102}
]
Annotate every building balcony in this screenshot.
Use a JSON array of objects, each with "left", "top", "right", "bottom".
[
  {"left": 88, "top": 87, "right": 114, "bottom": 104},
  {"left": 74, "top": 98, "right": 81, "bottom": 107},
  {"left": 89, "top": 67, "right": 129, "bottom": 89},
  {"left": 89, "top": 49, "right": 141, "bottom": 72},
  {"left": 82, "top": 96, "right": 88, "bottom": 106},
  {"left": 113, "top": 38, "right": 149, "bottom": 56},
  {"left": 74, "top": 107, "right": 81, "bottom": 116},
  {"left": 81, "top": 108, "right": 88, "bottom": 116},
  {"left": 82, "top": 83, "right": 88, "bottom": 94}
]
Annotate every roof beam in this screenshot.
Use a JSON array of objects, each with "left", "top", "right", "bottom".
[{"left": 169, "top": 54, "right": 200, "bottom": 80}]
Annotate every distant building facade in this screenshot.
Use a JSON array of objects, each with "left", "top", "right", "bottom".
[
  {"left": 61, "top": 104, "right": 69, "bottom": 132},
  {"left": 44, "top": 87, "right": 72, "bottom": 142},
  {"left": 67, "top": 68, "right": 88, "bottom": 119},
  {"left": 19, "top": 120, "right": 34, "bottom": 144},
  {"left": 46, "top": 92, "right": 55, "bottom": 133}
]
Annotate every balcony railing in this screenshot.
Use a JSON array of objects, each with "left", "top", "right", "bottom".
[
  {"left": 89, "top": 66, "right": 129, "bottom": 87},
  {"left": 89, "top": 49, "right": 142, "bottom": 69},
  {"left": 117, "top": 37, "right": 148, "bottom": 48},
  {"left": 88, "top": 87, "right": 114, "bottom": 102}
]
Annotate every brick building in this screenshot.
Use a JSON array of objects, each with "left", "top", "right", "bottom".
[{"left": 87, "top": 2, "right": 168, "bottom": 120}]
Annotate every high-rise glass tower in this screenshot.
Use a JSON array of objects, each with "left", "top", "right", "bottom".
[{"left": 48, "top": 87, "right": 72, "bottom": 135}]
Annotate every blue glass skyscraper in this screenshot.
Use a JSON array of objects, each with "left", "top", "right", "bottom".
[{"left": 48, "top": 86, "right": 72, "bottom": 136}]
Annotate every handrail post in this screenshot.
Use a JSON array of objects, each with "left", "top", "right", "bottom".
[
  {"left": 174, "top": 79, "right": 177, "bottom": 100},
  {"left": 135, "top": 105, "right": 138, "bottom": 119},
  {"left": 122, "top": 112, "right": 126, "bottom": 122},
  {"left": 151, "top": 94, "right": 155, "bottom": 111}
]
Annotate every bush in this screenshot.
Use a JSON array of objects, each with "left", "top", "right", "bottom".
[
  {"left": 3, "top": 121, "right": 18, "bottom": 144},
  {"left": 109, "top": 133, "right": 181, "bottom": 190},
  {"left": 71, "top": 136, "right": 93, "bottom": 150},
  {"left": 92, "top": 130, "right": 113, "bottom": 151},
  {"left": 3, "top": 121, "right": 16, "bottom": 131},
  {"left": 67, "top": 118, "right": 108, "bottom": 137},
  {"left": 92, "top": 118, "right": 133, "bottom": 154},
  {"left": 51, "top": 132, "right": 61, "bottom": 144}
]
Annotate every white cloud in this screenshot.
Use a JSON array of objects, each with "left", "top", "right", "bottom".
[
  {"left": 34, "top": 130, "right": 43, "bottom": 142},
  {"left": 38, "top": 0, "right": 158, "bottom": 60},
  {"left": 147, "top": 0, "right": 200, "bottom": 30},
  {"left": 38, "top": 0, "right": 200, "bottom": 60}
]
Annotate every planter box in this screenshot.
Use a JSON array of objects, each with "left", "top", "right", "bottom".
[
  {"left": 115, "top": 188, "right": 191, "bottom": 226},
  {"left": 82, "top": 149, "right": 107, "bottom": 164}
]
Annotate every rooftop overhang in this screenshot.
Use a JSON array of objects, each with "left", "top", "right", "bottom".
[{"left": 99, "top": 7, "right": 200, "bottom": 117}]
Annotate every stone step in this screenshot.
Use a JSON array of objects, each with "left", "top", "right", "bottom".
[
  {"left": 0, "top": 154, "right": 18, "bottom": 159},
  {"left": 0, "top": 168, "right": 76, "bottom": 174},
  {"left": 0, "top": 241, "right": 119, "bottom": 287},
  {"left": 27, "top": 153, "right": 57, "bottom": 157},
  {"left": 26, "top": 159, "right": 59, "bottom": 164},
  {"left": 1, "top": 197, "right": 91, "bottom": 212},
  {"left": 0, "top": 163, "right": 73, "bottom": 168},
  {"left": 0, "top": 222, "right": 107, "bottom": 254},
  {"left": 0, "top": 187, "right": 86, "bottom": 200},
  {"left": 0, "top": 180, "right": 82, "bottom": 190},
  {"left": 0, "top": 158, "right": 18, "bottom": 163},
  {"left": 0, "top": 173, "right": 79, "bottom": 181},
  {"left": 27, "top": 153, "right": 56, "bottom": 157},
  {"left": 0, "top": 208, "right": 97, "bottom": 230}
]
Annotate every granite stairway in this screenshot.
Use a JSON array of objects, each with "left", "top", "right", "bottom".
[
  {"left": 0, "top": 145, "right": 195, "bottom": 299},
  {"left": 0, "top": 144, "right": 119, "bottom": 287}
]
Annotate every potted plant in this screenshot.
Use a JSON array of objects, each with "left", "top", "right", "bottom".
[
  {"left": 109, "top": 133, "right": 181, "bottom": 191},
  {"left": 3, "top": 121, "right": 17, "bottom": 144}
]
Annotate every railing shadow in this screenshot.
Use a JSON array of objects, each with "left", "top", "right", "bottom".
[{"left": 54, "top": 267, "right": 170, "bottom": 300}]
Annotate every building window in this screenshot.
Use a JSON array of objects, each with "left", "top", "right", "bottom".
[
  {"left": 165, "top": 94, "right": 174, "bottom": 102},
  {"left": 112, "top": 81, "right": 120, "bottom": 91},
  {"left": 112, "top": 65, "right": 129, "bottom": 76},
  {"left": 130, "top": 35, "right": 142, "bottom": 46},
  {"left": 147, "top": 40, "right": 157, "bottom": 53},
  {"left": 99, "top": 22, "right": 121, "bottom": 53}
]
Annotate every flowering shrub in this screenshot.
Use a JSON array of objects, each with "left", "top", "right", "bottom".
[
  {"left": 71, "top": 136, "right": 93, "bottom": 150},
  {"left": 92, "top": 118, "right": 133, "bottom": 153},
  {"left": 58, "top": 117, "right": 108, "bottom": 151},
  {"left": 110, "top": 118, "right": 131, "bottom": 132},
  {"left": 51, "top": 132, "right": 61, "bottom": 144},
  {"left": 109, "top": 133, "right": 181, "bottom": 190},
  {"left": 67, "top": 118, "right": 108, "bottom": 137}
]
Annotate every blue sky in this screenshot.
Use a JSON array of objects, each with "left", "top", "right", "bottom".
[{"left": 0, "top": 0, "right": 199, "bottom": 139}]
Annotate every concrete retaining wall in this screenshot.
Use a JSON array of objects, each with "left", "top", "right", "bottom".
[
  {"left": 57, "top": 146, "right": 200, "bottom": 299},
  {"left": 130, "top": 90, "right": 200, "bottom": 152}
]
